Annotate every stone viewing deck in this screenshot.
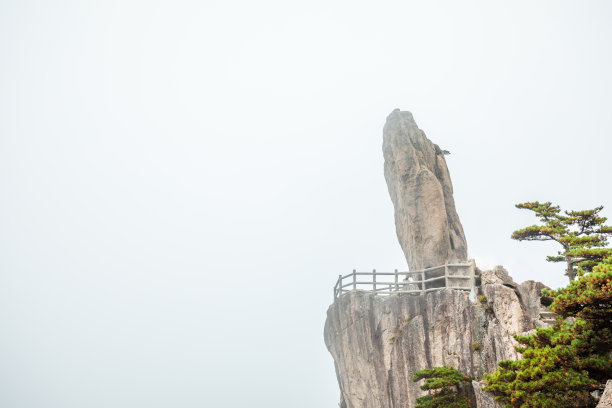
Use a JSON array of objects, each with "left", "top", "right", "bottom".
[{"left": 333, "top": 261, "right": 476, "bottom": 300}]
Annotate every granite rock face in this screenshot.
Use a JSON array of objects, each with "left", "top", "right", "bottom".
[
  {"left": 383, "top": 109, "right": 468, "bottom": 271},
  {"left": 324, "top": 268, "right": 550, "bottom": 408},
  {"left": 472, "top": 381, "right": 504, "bottom": 408},
  {"left": 598, "top": 380, "right": 612, "bottom": 408}
]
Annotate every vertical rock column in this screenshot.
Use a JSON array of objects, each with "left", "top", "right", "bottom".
[{"left": 383, "top": 109, "right": 468, "bottom": 270}]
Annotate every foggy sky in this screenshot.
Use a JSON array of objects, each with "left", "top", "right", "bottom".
[{"left": 1, "top": 1, "right": 612, "bottom": 407}]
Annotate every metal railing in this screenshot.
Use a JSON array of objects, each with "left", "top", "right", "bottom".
[{"left": 333, "top": 262, "right": 476, "bottom": 300}]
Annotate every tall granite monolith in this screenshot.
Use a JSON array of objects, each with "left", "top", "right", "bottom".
[{"left": 383, "top": 109, "right": 468, "bottom": 270}]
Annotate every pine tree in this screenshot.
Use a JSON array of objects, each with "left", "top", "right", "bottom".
[
  {"left": 483, "top": 321, "right": 599, "bottom": 407},
  {"left": 412, "top": 366, "right": 472, "bottom": 408},
  {"left": 511, "top": 202, "right": 612, "bottom": 281},
  {"left": 484, "top": 258, "right": 612, "bottom": 407},
  {"left": 546, "top": 257, "right": 612, "bottom": 383}
]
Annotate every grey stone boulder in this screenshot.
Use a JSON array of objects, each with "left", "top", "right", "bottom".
[
  {"left": 481, "top": 266, "right": 517, "bottom": 288},
  {"left": 383, "top": 109, "right": 468, "bottom": 271}
]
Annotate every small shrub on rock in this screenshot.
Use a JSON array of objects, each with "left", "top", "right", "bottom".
[{"left": 412, "top": 366, "right": 472, "bottom": 408}]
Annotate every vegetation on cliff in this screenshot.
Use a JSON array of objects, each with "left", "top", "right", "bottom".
[
  {"left": 484, "top": 203, "right": 612, "bottom": 407},
  {"left": 412, "top": 366, "right": 472, "bottom": 408},
  {"left": 511, "top": 201, "right": 612, "bottom": 282}
]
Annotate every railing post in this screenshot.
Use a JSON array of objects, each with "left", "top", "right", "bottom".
[
  {"left": 469, "top": 260, "right": 476, "bottom": 290},
  {"left": 444, "top": 265, "right": 449, "bottom": 289},
  {"left": 421, "top": 270, "right": 425, "bottom": 294},
  {"left": 352, "top": 269, "right": 356, "bottom": 291},
  {"left": 333, "top": 278, "right": 337, "bottom": 299},
  {"left": 373, "top": 269, "right": 376, "bottom": 294},
  {"left": 394, "top": 269, "right": 398, "bottom": 291}
]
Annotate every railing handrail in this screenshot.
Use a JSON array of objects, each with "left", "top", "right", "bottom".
[{"left": 333, "top": 261, "right": 476, "bottom": 300}]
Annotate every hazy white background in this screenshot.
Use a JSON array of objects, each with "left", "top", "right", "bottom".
[{"left": 1, "top": 1, "right": 611, "bottom": 407}]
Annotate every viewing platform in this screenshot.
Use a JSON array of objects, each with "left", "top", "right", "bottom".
[{"left": 333, "top": 261, "right": 476, "bottom": 300}]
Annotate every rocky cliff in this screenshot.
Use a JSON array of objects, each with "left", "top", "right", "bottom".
[
  {"left": 383, "top": 109, "right": 468, "bottom": 271},
  {"left": 598, "top": 380, "right": 612, "bottom": 408},
  {"left": 324, "top": 268, "right": 553, "bottom": 408},
  {"left": 325, "top": 110, "right": 554, "bottom": 407}
]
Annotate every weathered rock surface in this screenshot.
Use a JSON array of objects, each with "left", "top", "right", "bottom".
[
  {"left": 516, "top": 280, "right": 554, "bottom": 327},
  {"left": 324, "top": 268, "right": 549, "bottom": 408},
  {"left": 472, "top": 380, "right": 504, "bottom": 408},
  {"left": 383, "top": 109, "right": 468, "bottom": 271},
  {"left": 481, "top": 266, "right": 517, "bottom": 288},
  {"left": 598, "top": 380, "right": 612, "bottom": 408}
]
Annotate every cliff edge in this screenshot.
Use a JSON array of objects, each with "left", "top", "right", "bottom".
[{"left": 324, "top": 268, "right": 552, "bottom": 408}]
